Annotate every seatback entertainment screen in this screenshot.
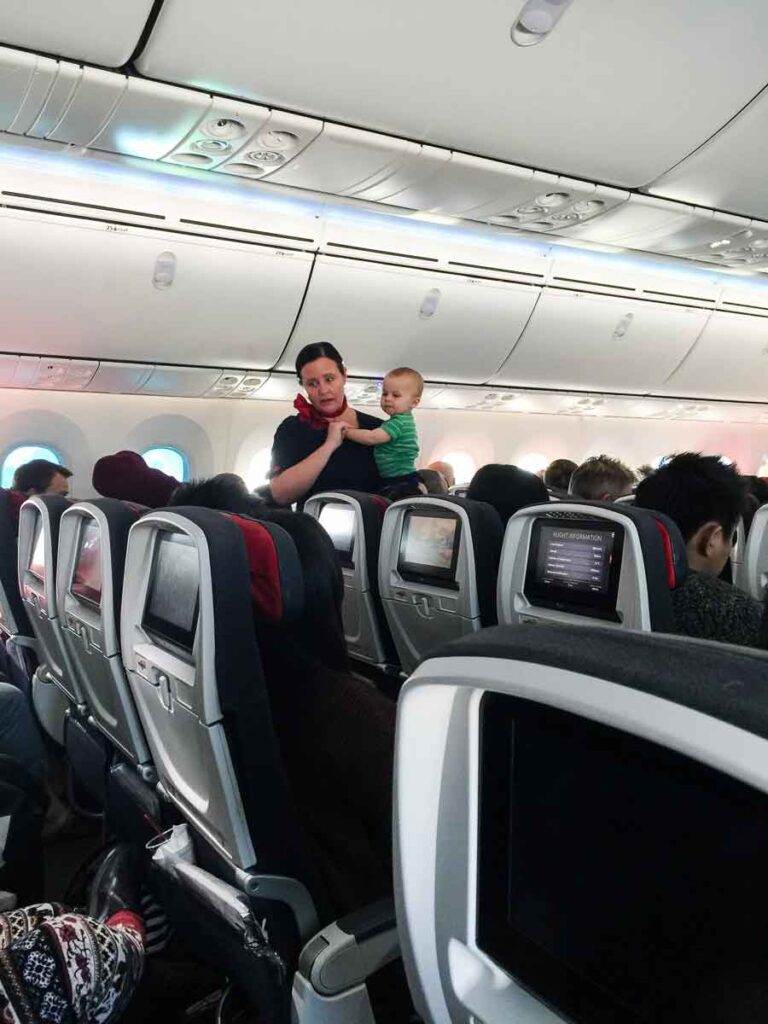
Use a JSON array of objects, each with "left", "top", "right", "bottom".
[
  {"left": 28, "top": 525, "right": 46, "bottom": 581},
  {"left": 478, "top": 693, "right": 768, "bottom": 1023},
  {"left": 524, "top": 518, "right": 623, "bottom": 621},
  {"left": 70, "top": 519, "right": 102, "bottom": 608},
  {"left": 397, "top": 509, "right": 461, "bottom": 588},
  {"left": 143, "top": 532, "right": 200, "bottom": 654}
]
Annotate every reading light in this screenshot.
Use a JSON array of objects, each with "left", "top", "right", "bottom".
[
  {"left": 512, "top": 0, "right": 577, "bottom": 46},
  {"left": 710, "top": 239, "right": 732, "bottom": 249},
  {"left": 202, "top": 118, "right": 246, "bottom": 140}
]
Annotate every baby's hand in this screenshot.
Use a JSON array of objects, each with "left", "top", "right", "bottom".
[{"left": 326, "top": 420, "right": 347, "bottom": 450}]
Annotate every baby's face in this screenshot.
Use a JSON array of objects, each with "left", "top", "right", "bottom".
[{"left": 381, "top": 375, "right": 419, "bottom": 416}]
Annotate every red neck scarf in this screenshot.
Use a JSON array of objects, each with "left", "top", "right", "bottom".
[{"left": 294, "top": 393, "right": 349, "bottom": 431}]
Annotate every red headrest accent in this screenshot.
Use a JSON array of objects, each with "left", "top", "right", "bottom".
[
  {"left": 226, "top": 514, "right": 283, "bottom": 623},
  {"left": 654, "top": 520, "right": 677, "bottom": 589},
  {"left": 371, "top": 495, "right": 390, "bottom": 519}
]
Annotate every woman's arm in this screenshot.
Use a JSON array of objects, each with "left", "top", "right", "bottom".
[
  {"left": 342, "top": 426, "right": 391, "bottom": 447},
  {"left": 270, "top": 421, "right": 346, "bottom": 505}
]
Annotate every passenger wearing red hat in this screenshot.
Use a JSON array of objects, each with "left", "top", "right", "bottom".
[{"left": 92, "top": 451, "right": 178, "bottom": 508}]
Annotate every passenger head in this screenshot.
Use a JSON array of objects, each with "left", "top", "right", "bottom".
[
  {"left": 635, "top": 453, "right": 746, "bottom": 577},
  {"left": 93, "top": 450, "right": 178, "bottom": 507},
  {"left": 543, "top": 458, "right": 577, "bottom": 493},
  {"left": 427, "top": 461, "right": 456, "bottom": 489},
  {"left": 418, "top": 468, "right": 449, "bottom": 495},
  {"left": 12, "top": 459, "right": 72, "bottom": 497},
  {"left": 169, "top": 473, "right": 266, "bottom": 517},
  {"left": 569, "top": 455, "right": 636, "bottom": 502},
  {"left": 636, "top": 463, "right": 655, "bottom": 481},
  {"left": 381, "top": 367, "right": 423, "bottom": 417},
  {"left": 466, "top": 463, "right": 549, "bottom": 525},
  {"left": 295, "top": 342, "right": 347, "bottom": 417}
]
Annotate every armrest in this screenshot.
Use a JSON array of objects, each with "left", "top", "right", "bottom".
[{"left": 297, "top": 897, "right": 399, "bottom": 997}]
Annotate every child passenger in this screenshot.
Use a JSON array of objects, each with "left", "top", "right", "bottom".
[{"left": 336, "top": 367, "right": 423, "bottom": 496}]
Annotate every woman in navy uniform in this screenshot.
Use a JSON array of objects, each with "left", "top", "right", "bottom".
[{"left": 269, "top": 342, "right": 382, "bottom": 505}]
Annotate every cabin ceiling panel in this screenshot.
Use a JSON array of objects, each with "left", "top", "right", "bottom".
[
  {"left": 648, "top": 86, "right": 768, "bottom": 221},
  {"left": 655, "top": 312, "right": 768, "bottom": 403},
  {"left": 0, "top": 211, "right": 315, "bottom": 368},
  {"left": 280, "top": 255, "right": 540, "bottom": 383},
  {"left": 490, "top": 290, "right": 711, "bottom": 392},
  {"left": 0, "top": 1, "right": 155, "bottom": 67},
  {"left": 137, "top": 0, "right": 768, "bottom": 188}
]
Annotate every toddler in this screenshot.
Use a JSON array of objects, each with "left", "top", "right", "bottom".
[{"left": 338, "top": 367, "right": 423, "bottom": 495}]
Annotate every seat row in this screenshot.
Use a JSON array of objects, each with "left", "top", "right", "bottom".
[{"left": 304, "top": 490, "right": 692, "bottom": 675}]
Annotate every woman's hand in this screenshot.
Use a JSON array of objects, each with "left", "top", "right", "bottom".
[{"left": 326, "top": 420, "right": 347, "bottom": 451}]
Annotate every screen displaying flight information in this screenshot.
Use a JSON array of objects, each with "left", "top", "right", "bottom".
[
  {"left": 524, "top": 519, "right": 623, "bottom": 619},
  {"left": 535, "top": 524, "right": 614, "bottom": 594}
]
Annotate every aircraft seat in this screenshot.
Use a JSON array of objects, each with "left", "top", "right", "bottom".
[
  {"left": 497, "top": 500, "right": 686, "bottom": 633},
  {"left": 17, "top": 495, "right": 85, "bottom": 713},
  {"left": 730, "top": 515, "right": 748, "bottom": 590},
  {"left": 121, "top": 507, "right": 400, "bottom": 1019},
  {"left": 378, "top": 496, "right": 504, "bottom": 674},
  {"left": 449, "top": 485, "right": 469, "bottom": 497},
  {"left": 737, "top": 504, "right": 768, "bottom": 599},
  {"left": 304, "top": 490, "right": 399, "bottom": 672},
  {"left": 395, "top": 622, "right": 768, "bottom": 1024},
  {"left": 0, "top": 489, "right": 36, "bottom": 692},
  {"left": 57, "top": 499, "right": 151, "bottom": 769}
]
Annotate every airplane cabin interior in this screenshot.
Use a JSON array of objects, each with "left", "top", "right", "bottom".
[{"left": 1, "top": 3, "right": 768, "bottom": 1023}]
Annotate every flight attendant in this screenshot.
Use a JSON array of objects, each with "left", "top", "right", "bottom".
[{"left": 269, "top": 342, "right": 383, "bottom": 505}]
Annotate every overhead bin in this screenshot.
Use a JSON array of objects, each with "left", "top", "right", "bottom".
[
  {"left": 656, "top": 312, "right": 768, "bottom": 402},
  {"left": 0, "top": 0, "right": 154, "bottom": 67},
  {"left": 280, "top": 255, "right": 540, "bottom": 383},
  {"left": 0, "top": 211, "right": 314, "bottom": 369},
  {"left": 137, "top": 0, "right": 768, "bottom": 187},
  {"left": 490, "top": 290, "right": 711, "bottom": 393},
  {"left": 648, "top": 87, "right": 768, "bottom": 221}
]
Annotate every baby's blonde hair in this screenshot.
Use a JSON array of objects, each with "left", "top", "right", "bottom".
[{"left": 386, "top": 367, "right": 424, "bottom": 397}]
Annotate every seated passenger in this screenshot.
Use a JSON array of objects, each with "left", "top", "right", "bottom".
[
  {"left": 569, "top": 454, "right": 636, "bottom": 502},
  {"left": 426, "top": 461, "right": 455, "bottom": 489},
  {"left": 543, "top": 457, "right": 577, "bottom": 496},
  {"left": 12, "top": 460, "right": 72, "bottom": 498},
  {"left": 269, "top": 342, "right": 383, "bottom": 506},
  {"left": 466, "top": 463, "right": 548, "bottom": 525},
  {"left": 418, "top": 468, "right": 449, "bottom": 495},
  {"left": 337, "top": 367, "right": 423, "bottom": 497},
  {"left": 170, "top": 473, "right": 265, "bottom": 516},
  {"left": 635, "top": 453, "right": 767, "bottom": 649},
  {"left": 92, "top": 451, "right": 178, "bottom": 508},
  {"left": 0, "top": 681, "right": 47, "bottom": 782}
]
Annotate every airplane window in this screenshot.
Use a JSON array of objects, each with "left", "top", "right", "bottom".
[
  {"left": 245, "top": 447, "right": 271, "bottom": 490},
  {"left": 142, "top": 447, "right": 189, "bottom": 482},
  {"left": 1, "top": 444, "right": 62, "bottom": 489},
  {"left": 518, "top": 452, "right": 549, "bottom": 476},
  {"left": 441, "top": 450, "right": 477, "bottom": 486},
  {"left": 758, "top": 458, "right": 768, "bottom": 477}
]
